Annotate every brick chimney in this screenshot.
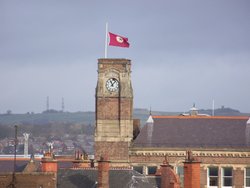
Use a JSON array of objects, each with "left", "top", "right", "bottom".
[
  {"left": 72, "top": 150, "right": 90, "bottom": 168},
  {"left": 161, "top": 157, "right": 180, "bottom": 188},
  {"left": 41, "top": 151, "right": 58, "bottom": 172},
  {"left": 98, "top": 155, "right": 110, "bottom": 188},
  {"left": 184, "top": 150, "right": 201, "bottom": 188}
]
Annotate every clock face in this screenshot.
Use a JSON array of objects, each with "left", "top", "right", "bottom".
[{"left": 106, "top": 78, "right": 119, "bottom": 92}]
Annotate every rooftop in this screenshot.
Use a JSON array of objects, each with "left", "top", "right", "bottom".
[{"left": 133, "top": 115, "right": 250, "bottom": 149}]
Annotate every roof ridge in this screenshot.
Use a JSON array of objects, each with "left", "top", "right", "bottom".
[{"left": 152, "top": 115, "right": 249, "bottom": 120}]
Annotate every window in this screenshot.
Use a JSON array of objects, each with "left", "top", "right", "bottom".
[
  {"left": 133, "top": 166, "right": 143, "bottom": 174},
  {"left": 246, "top": 168, "right": 250, "bottom": 187},
  {"left": 147, "top": 166, "right": 157, "bottom": 175},
  {"left": 222, "top": 167, "right": 232, "bottom": 187},
  {"left": 208, "top": 167, "right": 218, "bottom": 187}
]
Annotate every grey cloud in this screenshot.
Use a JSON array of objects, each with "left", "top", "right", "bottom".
[{"left": 0, "top": 0, "right": 250, "bottom": 113}]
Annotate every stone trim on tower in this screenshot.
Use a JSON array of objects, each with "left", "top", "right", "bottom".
[{"left": 95, "top": 58, "right": 133, "bottom": 163}]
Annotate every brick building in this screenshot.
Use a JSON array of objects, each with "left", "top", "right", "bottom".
[
  {"left": 94, "top": 58, "right": 250, "bottom": 188},
  {"left": 0, "top": 58, "right": 249, "bottom": 187},
  {"left": 129, "top": 113, "right": 250, "bottom": 187},
  {"left": 0, "top": 154, "right": 160, "bottom": 188},
  {"left": 95, "top": 58, "right": 133, "bottom": 165}
]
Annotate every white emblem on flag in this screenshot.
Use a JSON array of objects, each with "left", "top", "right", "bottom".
[{"left": 116, "top": 36, "right": 124, "bottom": 43}]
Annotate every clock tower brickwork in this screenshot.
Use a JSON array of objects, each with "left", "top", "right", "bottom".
[{"left": 95, "top": 58, "right": 133, "bottom": 164}]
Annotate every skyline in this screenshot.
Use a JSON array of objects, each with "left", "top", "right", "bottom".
[{"left": 1, "top": 0, "right": 250, "bottom": 113}]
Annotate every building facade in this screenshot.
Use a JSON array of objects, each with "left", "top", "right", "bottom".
[
  {"left": 94, "top": 58, "right": 250, "bottom": 188},
  {"left": 95, "top": 58, "right": 133, "bottom": 164},
  {"left": 130, "top": 115, "right": 250, "bottom": 188}
]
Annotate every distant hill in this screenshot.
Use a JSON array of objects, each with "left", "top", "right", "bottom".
[
  {"left": 0, "top": 111, "right": 93, "bottom": 126},
  {"left": 0, "top": 107, "right": 250, "bottom": 125},
  {"left": 0, "top": 107, "right": 249, "bottom": 126},
  {"left": 0, "top": 107, "right": 249, "bottom": 140},
  {"left": 199, "top": 107, "right": 250, "bottom": 117}
]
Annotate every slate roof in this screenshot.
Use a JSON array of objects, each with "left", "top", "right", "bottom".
[
  {"left": 0, "top": 160, "right": 29, "bottom": 172},
  {"left": 0, "top": 159, "right": 75, "bottom": 173},
  {"left": 133, "top": 116, "right": 250, "bottom": 149},
  {"left": 57, "top": 169, "right": 160, "bottom": 188}
]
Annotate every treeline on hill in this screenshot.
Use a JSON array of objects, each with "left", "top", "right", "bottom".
[
  {"left": 0, "top": 122, "right": 93, "bottom": 139},
  {"left": 0, "top": 107, "right": 249, "bottom": 139},
  {"left": 0, "top": 110, "right": 94, "bottom": 139}
]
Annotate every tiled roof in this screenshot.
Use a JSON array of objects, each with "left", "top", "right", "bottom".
[
  {"left": 133, "top": 116, "right": 250, "bottom": 149},
  {"left": 0, "top": 160, "right": 29, "bottom": 172},
  {"left": 57, "top": 169, "right": 160, "bottom": 188},
  {"left": 0, "top": 159, "right": 74, "bottom": 172}
]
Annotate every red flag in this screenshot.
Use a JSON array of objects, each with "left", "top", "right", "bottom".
[{"left": 108, "top": 32, "right": 130, "bottom": 48}]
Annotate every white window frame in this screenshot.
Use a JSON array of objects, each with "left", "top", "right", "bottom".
[
  {"left": 245, "top": 167, "right": 250, "bottom": 188},
  {"left": 221, "top": 167, "right": 233, "bottom": 188},
  {"left": 147, "top": 166, "right": 157, "bottom": 175},
  {"left": 207, "top": 167, "right": 219, "bottom": 188},
  {"left": 132, "top": 166, "right": 143, "bottom": 174}
]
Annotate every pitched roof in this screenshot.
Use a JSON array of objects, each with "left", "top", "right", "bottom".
[
  {"left": 0, "top": 160, "right": 28, "bottom": 172},
  {"left": 133, "top": 116, "right": 250, "bottom": 149},
  {"left": 0, "top": 158, "right": 75, "bottom": 172},
  {"left": 247, "top": 117, "right": 250, "bottom": 124},
  {"left": 57, "top": 169, "right": 160, "bottom": 188}
]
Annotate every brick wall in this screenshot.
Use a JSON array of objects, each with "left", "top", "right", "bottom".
[
  {"left": 129, "top": 155, "right": 185, "bottom": 164},
  {"left": 96, "top": 98, "right": 133, "bottom": 120},
  {"left": 95, "top": 141, "right": 129, "bottom": 161},
  {"left": 200, "top": 167, "right": 207, "bottom": 188},
  {"left": 98, "top": 59, "right": 131, "bottom": 73},
  {"left": 161, "top": 163, "right": 180, "bottom": 188},
  {"left": 200, "top": 156, "right": 250, "bottom": 164},
  {"left": 98, "top": 158, "right": 110, "bottom": 188},
  {"left": 129, "top": 154, "right": 250, "bottom": 187},
  {"left": 233, "top": 167, "right": 244, "bottom": 188},
  {"left": 41, "top": 161, "right": 58, "bottom": 172},
  {"left": 184, "top": 162, "right": 201, "bottom": 188},
  {"left": 130, "top": 154, "right": 250, "bottom": 165}
]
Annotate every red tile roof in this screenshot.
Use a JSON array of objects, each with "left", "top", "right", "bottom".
[{"left": 152, "top": 115, "right": 249, "bottom": 120}]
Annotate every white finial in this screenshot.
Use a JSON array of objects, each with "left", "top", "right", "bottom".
[
  {"left": 23, "top": 133, "right": 30, "bottom": 156},
  {"left": 23, "top": 133, "right": 30, "bottom": 140},
  {"left": 47, "top": 142, "right": 54, "bottom": 152},
  {"left": 147, "top": 115, "right": 154, "bottom": 123},
  {"left": 247, "top": 117, "right": 250, "bottom": 124}
]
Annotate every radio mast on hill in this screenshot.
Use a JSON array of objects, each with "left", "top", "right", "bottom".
[
  {"left": 46, "top": 96, "right": 49, "bottom": 111},
  {"left": 62, "top": 97, "right": 65, "bottom": 112}
]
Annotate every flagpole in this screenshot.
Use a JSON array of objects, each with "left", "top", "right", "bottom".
[{"left": 105, "top": 22, "right": 108, "bottom": 58}]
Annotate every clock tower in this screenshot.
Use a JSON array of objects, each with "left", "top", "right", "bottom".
[{"left": 95, "top": 58, "right": 133, "bottom": 164}]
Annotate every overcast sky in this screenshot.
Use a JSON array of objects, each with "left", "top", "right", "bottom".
[{"left": 1, "top": 0, "right": 250, "bottom": 114}]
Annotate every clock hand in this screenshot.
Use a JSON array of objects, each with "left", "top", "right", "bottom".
[{"left": 110, "top": 79, "right": 115, "bottom": 86}]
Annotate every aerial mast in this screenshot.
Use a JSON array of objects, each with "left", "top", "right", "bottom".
[
  {"left": 62, "top": 97, "right": 65, "bottom": 112},
  {"left": 46, "top": 96, "right": 50, "bottom": 111}
]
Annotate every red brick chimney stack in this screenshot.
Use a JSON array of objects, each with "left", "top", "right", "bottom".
[
  {"left": 98, "top": 155, "right": 110, "bottom": 188},
  {"left": 41, "top": 151, "right": 58, "bottom": 173},
  {"left": 161, "top": 157, "right": 180, "bottom": 188},
  {"left": 72, "top": 150, "right": 90, "bottom": 168},
  {"left": 184, "top": 150, "right": 201, "bottom": 188}
]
